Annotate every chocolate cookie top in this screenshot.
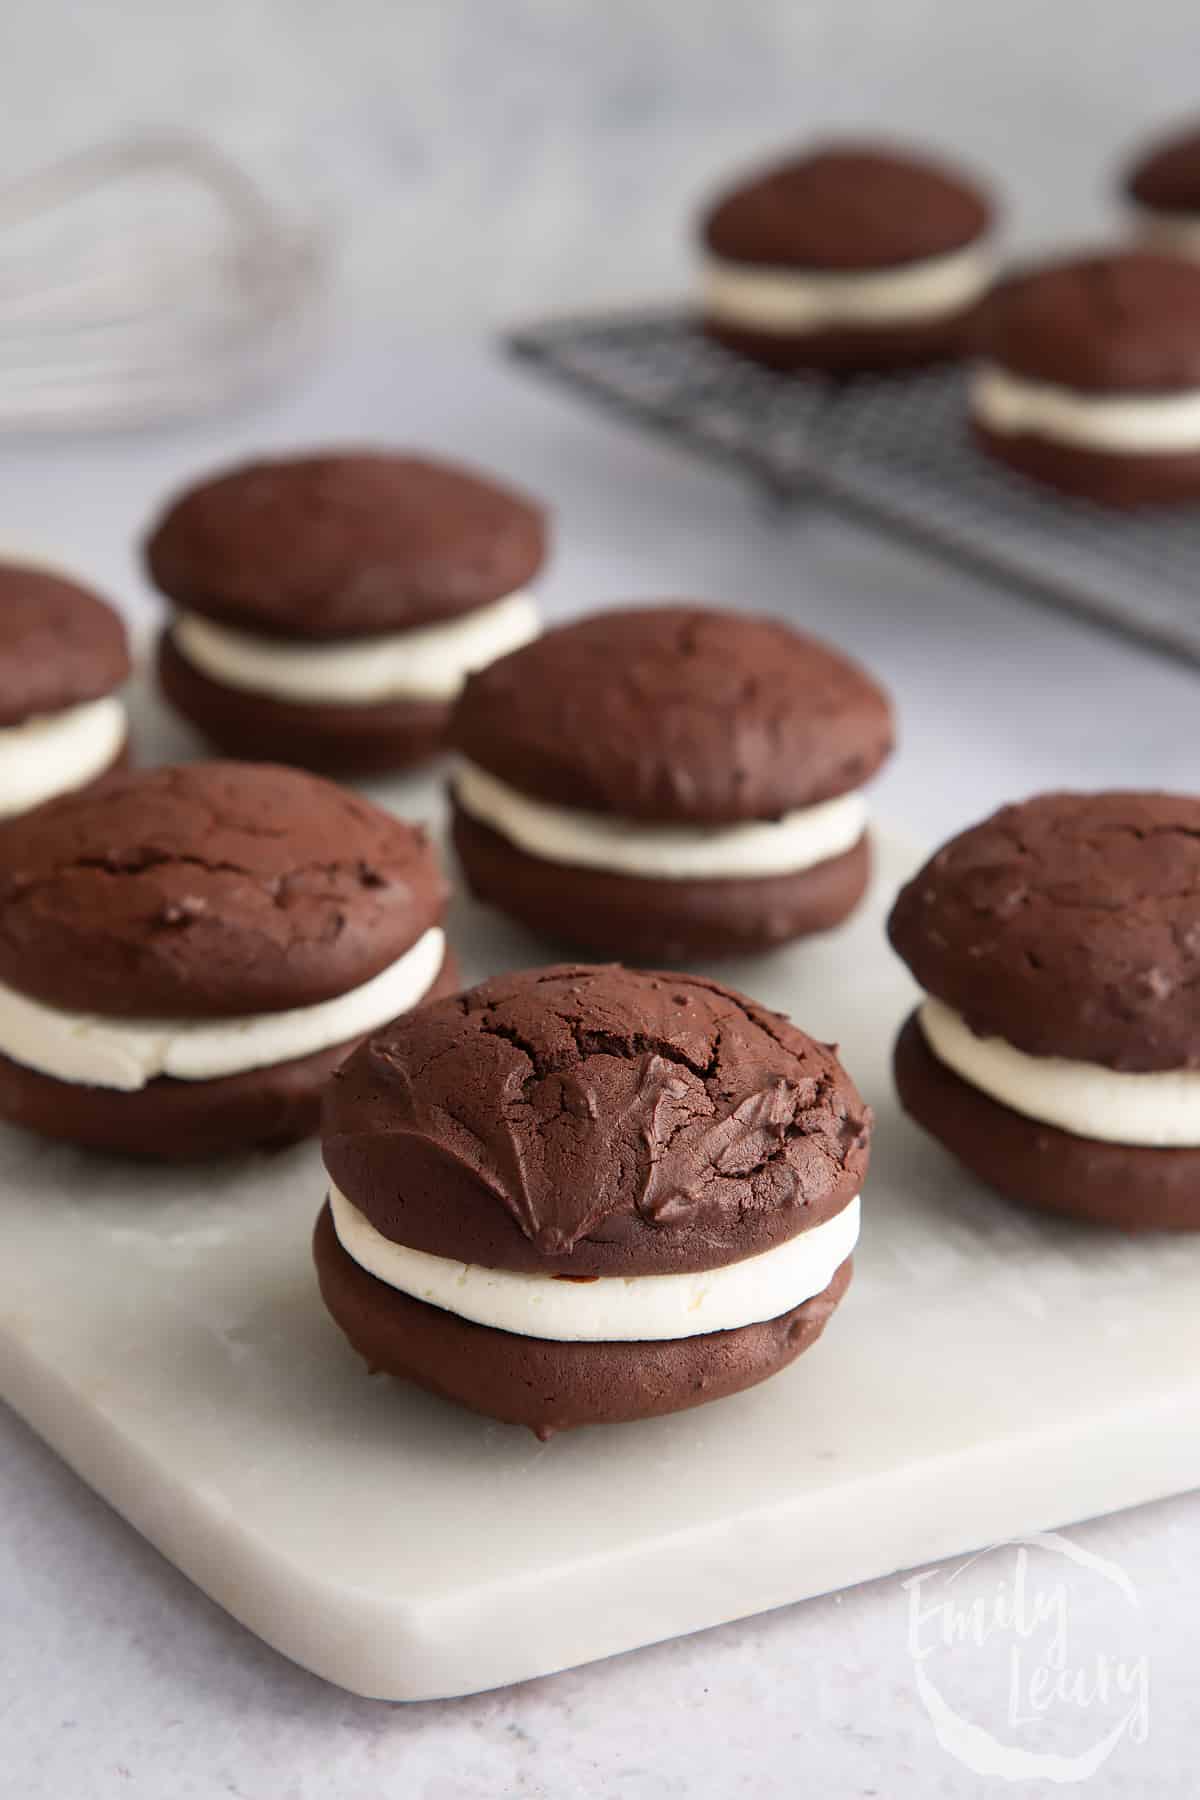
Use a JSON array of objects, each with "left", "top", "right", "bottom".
[
  {"left": 974, "top": 251, "right": 1200, "bottom": 393},
  {"left": 1126, "top": 121, "right": 1200, "bottom": 214},
  {"left": 0, "top": 762, "right": 446, "bottom": 1018},
  {"left": 888, "top": 791, "right": 1200, "bottom": 1072},
  {"left": 324, "top": 963, "right": 869, "bottom": 1278},
  {"left": 450, "top": 606, "right": 893, "bottom": 824},
  {"left": 702, "top": 141, "right": 992, "bottom": 270},
  {"left": 144, "top": 451, "right": 547, "bottom": 640},
  {"left": 0, "top": 564, "right": 130, "bottom": 727}
]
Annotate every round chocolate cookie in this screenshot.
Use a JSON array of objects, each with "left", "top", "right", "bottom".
[
  {"left": 318, "top": 964, "right": 868, "bottom": 1434},
  {"left": 1124, "top": 119, "right": 1200, "bottom": 258},
  {"left": 888, "top": 791, "right": 1200, "bottom": 1229},
  {"left": 698, "top": 140, "right": 995, "bottom": 373},
  {"left": 0, "top": 564, "right": 130, "bottom": 724},
  {"left": 968, "top": 251, "right": 1200, "bottom": 506},
  {"left": 0, "top": 562, "right": 131, "bottom": 819},
  {"left": 0, "top": 762, "right": 457, "bottom": 1157},
  {"left": 146, "top": 451, "right": 547, "bottom": 773},
  {"left": 447, "top": 605, "right": 894, "bottom": 961}
]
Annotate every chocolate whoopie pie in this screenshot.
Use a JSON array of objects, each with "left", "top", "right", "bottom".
[
  {"left": 0, "top": 562, "right": 131, "bottom": 819},
  {"left": 889, "top": 791, "right": 1200, "bottom": 1230},
  {"left": 969, "top": 251, "right": 1200, "bottom": 506},
  {"left": 448, "top": 606, "right": 894, "bottom": 961},
  {"left": 699, "top": 140, "right": 995, "bottom": 373},
  {"left": 1124, "top": 119, "right": 1200, "bottom": 259},
  {"left": 147, "top": 452, "right": 546, "bottom": 774},
  {"left": 316, "top": 964, "right": 868, "bottom": 1435},
  {"left": 0, "top": 762, "right": 458, "bottom": 1158}
]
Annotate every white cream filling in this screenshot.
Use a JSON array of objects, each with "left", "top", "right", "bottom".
[
  {"left": 172, "top": 591, "right": 540, "bottom": 706},
  {"left": 700, "top": 242, "right": 991, "bottom": 334},
  {"left": 0, "top": 695, "right": 126, "bottom": 819},
  {"left": 1132, "top": 205, "right": 1200, "bottom": 260},
  {"left": 0, "top": 925, "right": 445, "bottom": 1092},
  {"left": 970, "top": 363, "right": 1200, "bottom": 454},
  {"left": 455, "top": 761, "right": 867, "bottom": 882},
  {"left": 919, "top": 995, "right": 1200, "bottom": 1147},
  {"left": 328, "top": 1182, "right": 859, "bottom": 1341}
]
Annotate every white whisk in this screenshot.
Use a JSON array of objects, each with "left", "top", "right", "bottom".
[{"left": 0, "top": 132, "right": 330, "bottom": 431}]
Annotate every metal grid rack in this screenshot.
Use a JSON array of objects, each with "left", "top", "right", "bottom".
[{"left": 506, "top": 309, "right": 1200, "bottom": 668}]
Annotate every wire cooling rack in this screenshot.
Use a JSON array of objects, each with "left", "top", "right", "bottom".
[{"left": 506, "top": 309, "right": 1200, "bottom": 668}]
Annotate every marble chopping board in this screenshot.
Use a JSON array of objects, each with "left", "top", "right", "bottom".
[{"left": 3, "top": 678, "right": 1200, "bottom": 1701}]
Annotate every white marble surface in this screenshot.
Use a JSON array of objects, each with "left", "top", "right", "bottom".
[
  {"left": 0, "top": 331, "right": 1197, "bottom": 1796},
  {"left": 12, "top": 798, "right": 1198, "bottom": 1721}
]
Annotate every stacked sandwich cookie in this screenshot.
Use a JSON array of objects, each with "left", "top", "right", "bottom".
[
  {"left": 889, "top": 791, "right": 1200, "bottom": 1230},
  {"left": 698, "top": 140, "right": 995, "bottom": 373},
  {"left": 448, "top": 606, "right": 893, "bottom": 961},
  {"left": 0, "top": 763, "right": 458, "bottom": 1157},
  {"left": 0, "top": 562, "right": 131, "bottom": 819},
  {"left": 148, "top": 451, "right": 545, "bottom": 773},
  {"left": 969, "top": 251, "right": 1200, "bottom": 506},
  {"left": 316, "top": 964, "right": 869, "bottom": 1436}
]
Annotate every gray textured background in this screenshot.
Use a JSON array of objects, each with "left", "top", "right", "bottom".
[{"left": 5, "top": 0, "right": 1198, "bottom": 325}]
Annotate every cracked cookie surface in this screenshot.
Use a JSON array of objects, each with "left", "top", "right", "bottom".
[
  {"left": 888, "top": 790, "right": 1200, "bottom": 1071},
  {"left": 449, "top": 605, "right": 894, "bottom": 823},
  {"left": 0, "top": 761, "right": 446, "bottom": 1017},
  {"left": 323, "top": 963, "right": 869, "bottom": 1276}
]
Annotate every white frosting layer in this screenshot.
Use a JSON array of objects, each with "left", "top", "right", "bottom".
[
  {"left": 1133, "top": 206, "right": 1200, "bottom": 260},
  {"left": 455, "top": 761, "right": 867, "bottom": 882},
  {"left": 919, "top": 996, "right": 1200, "bottom": 1147},
  {"left": 971, "top": 363, "right": 1200, "bottom": 454},
  {"left": 0, "top": 695, "right": 126, "bottom": 819},
  {"left": 172, "top": 591, "right": 540, "bottom": 706},
  {"left": 701, "top": 242, "right": 991, "bottom": 334},
  {"left": 328, "top": 1183, "right": 860, "bottom": 1342},
  {"left": 0, "top": 926, "right": 445, "bottom": 1092}
]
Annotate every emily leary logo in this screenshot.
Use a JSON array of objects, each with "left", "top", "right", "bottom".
[{"left": 904, "top": 1533, "right": 1151, "bottom": 1783}]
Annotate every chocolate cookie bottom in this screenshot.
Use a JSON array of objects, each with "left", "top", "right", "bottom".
[
  {"left": 451, "top": 806, "right": 871, "bottom": 961},
  {"left": 313, "top": 1201, "right": 852, "bottom": 1436},
  {"left": 0, "top": 947, "right": 460, "bottom": 1159},
  {"left": 971, "top": 421, "right": 1200, "bottom": 508},
  {"left": 894, "top": 1010, "right": 1200, "bottom": 1230},
  {"left": 158, "top": 631, "right": 450, "bottom": 776},
  {"left": 703, "top": 306, "right": 979, "bottom": 375}
]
